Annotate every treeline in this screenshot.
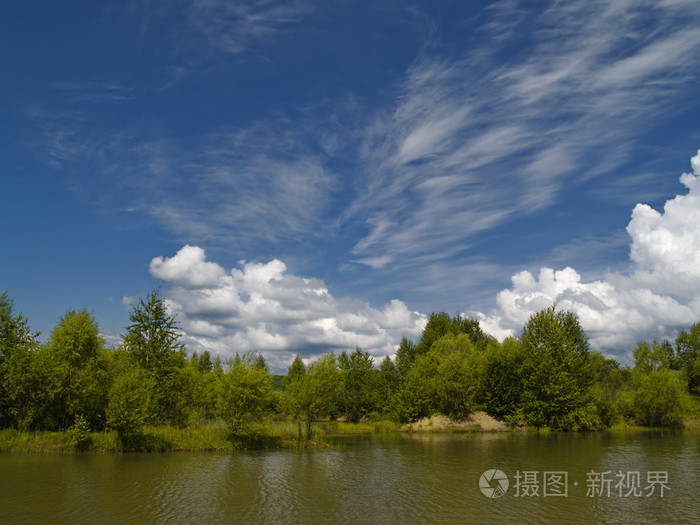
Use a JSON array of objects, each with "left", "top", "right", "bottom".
[{"left": 1, "top": 290, "right": 699, "bottom": 446}]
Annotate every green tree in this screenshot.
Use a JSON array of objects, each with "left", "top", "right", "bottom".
[
  {"left": 0, "top": 291, "right": 39, "bottom": 428},
  {"left": 430, "top": 334, "right": 483, "bottom": 419},
  {"left": 44, "top": 309, "right": 109, "bottom": 430},
  {"left": 217, "top": 358, "right": 271, "bottom": 435},
  {"left": 397, "top": 313, "right": 492, "bottom": 377},
  {"left": 123, "top": 290, "right": 186, "bottom": 424},
  {"left": 286, "top": 354, "right": 306, "bottom": 383},
  {"left": 106, "top": 367, "right": 154, "bottom": 437},
  {"left": 377, "top": 356, "right": 400, "bottom": 416},
  {"left": 280, "top": 353, "right": 341, "bottom": 439},
  {"left": 633, "top": 340, "right": 675, "bottom": 372},
  {"left": 520, "top": 306, "right": 591, "bottom": 429},
  {"left": 482, "top": 338, "right": 526, "bottom": 421},
  {"left": 631, "top": 369, "right": 689, "bottom": 427},
  {"left": 123, "top": 290, "right": 185, "bottom": 375},
  {"left": 395, "top": 337, "right": 418, "bottom": 377},
  {"left": 340, "top": 348, "right": 377, "bottom": 422},
  {"left": 675, "top": 322, "right": 700, "bottom": 394},
  {"left": 395, "top": 334, "right": 482, "bottom": 422}
]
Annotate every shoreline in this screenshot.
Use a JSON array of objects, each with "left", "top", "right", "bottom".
[{"left": 1, "top": 415, "right": 697, "bottom": 454}]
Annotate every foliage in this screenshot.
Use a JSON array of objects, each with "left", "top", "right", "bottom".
[
  {"left": 520, "top": 306, "right": 591, "bottom": 429},
  {"left": 106, "top": 367, "right": 154, "bottom": 436},
  {"left": 217, "top": 357, "right": 271, "bottom": 435},
  {"left": 630, "top": 369, "right": 689, "bottom": 427},
  {"left": 675, "top": 322, "right": 700, "bottom": 394},
  {"left": 280, "top": 353, "right": 341, "bottom": 439},
  {"left": 339, "top": 348, "right": 377, "bottom": 423},
  {"left": 42, "top": 309, "right": 109, "bottom": 430},
  {"left": 123, "top": 290, "right": 186, "bottom": 424},
  {"left": 481, "top": 338, "right": 526, "bottom": 421},
  {"left": 633, "top": 340, "right": 675, "bottom": 372},
  {"left": 0, "top": 291, "right": 38, "bottom": 429},
  {"left": 377, "top": 356, "right": 400, "bottom": 416},
  {"left": 396, "top": 334, "right": 482, "bottom": 422},
  {"left": 70, "top": 413, "right": 92, "bottom": 451},
  {"left": 123, "top": 290, "right": 185, "bottom": 375}
]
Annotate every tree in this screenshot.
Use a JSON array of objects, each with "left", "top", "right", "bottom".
[
  {"left": 0, "top": 291, "right": 38, "bottom": 428},
  {"left": 520, "top": 306, "right": 591, "bottom": 429},
  {"left": 44, "top": 308, "right": 108, "bottom": 430},
  {"left": 377, "top": 356, "right": 400, "bottom": 416},
  {"left": 397, "top": 313, "right": 492, "bottom": 377},
  {"left": 482, "top": 338, "right": 526, "bottom": 421},
  {"left": 631, "top": 369, "right": 689, "bottom": 427},
  {"left": 395, "top": 334, "right": 483, "bottom": 422},
  {"left": 675, "top": 322, "right": 700, "bottom": 394},
  {"left": 123, "top": 290, "right": 186, "bottom": 424},
  {"left": 217, "top": 358, "right": 271, "bottom": 435},
  {"left": 106, "top": 367, "right": 154, "bottom": 437},
  {"left": 395, "top": 337, "right": 418, "bottom": 377},
  {"left": 340, "top": 348, "right": 377, "bottom": 423},
  {"left": 286, "top": 354, "right": 306, "bottom": 383},
  {"left": 280, "top": 353, "right": 341, "bottom": 439},
  {"left": 123, "top": 290, "right": 185, "bottom": 375},
  {"left": 430, "top": 334, "right": 483, "bottom": 419},
  {"left": 633, "top": 340, "right": 675, "bottom": 372}
]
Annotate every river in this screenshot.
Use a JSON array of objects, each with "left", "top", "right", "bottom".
[{"left": 1, "top": 431, "right": 697, "bottom": 524}]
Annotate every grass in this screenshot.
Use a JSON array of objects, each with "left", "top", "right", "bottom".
[{"left": 0, "top": 419, "right": 333, "bottom": 454}]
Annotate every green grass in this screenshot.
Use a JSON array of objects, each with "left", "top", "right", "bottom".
[{"left": 0, "top": 419, "right": 333, "bottom": 454}]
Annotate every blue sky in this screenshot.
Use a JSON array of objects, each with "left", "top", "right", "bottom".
[{"left": 2, "top": 0, "right": 700, "bottom": 371}]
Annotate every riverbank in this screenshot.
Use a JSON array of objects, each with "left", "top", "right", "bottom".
[
  {"left": 0, "top": 421, "right": 331, "bottom": 454},
  {"left": 2, "top": 415, "right": 698, "bottom": 453}
]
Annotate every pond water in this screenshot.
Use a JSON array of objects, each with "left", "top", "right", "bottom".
[{"left": 1, "top": 431, "right": 698, "bottom": 524}]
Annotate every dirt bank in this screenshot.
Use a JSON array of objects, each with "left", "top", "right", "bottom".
[{"left": 400, "top": 412, "right": 510, "bottom": 432}]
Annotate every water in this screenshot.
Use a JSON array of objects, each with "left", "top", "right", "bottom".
[{"left": 1, "top": 432, "right": 698, "bottom": 524}]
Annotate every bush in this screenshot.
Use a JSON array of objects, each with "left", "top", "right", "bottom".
[
  {"left": 106, "top": 368, "right": 154, "bottom": 436},
  {"left": 70, "top": 414, "right": 92, "bottom": 451},
  {"left": 631, "top": 370, "right": 689, "bottom": 427}
]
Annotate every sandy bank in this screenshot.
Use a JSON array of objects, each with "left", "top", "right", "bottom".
[{"left": 400, "top": 412, "right": 510, "bottom": 432}]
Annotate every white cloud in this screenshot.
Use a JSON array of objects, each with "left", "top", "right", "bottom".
[
  {"left": 477, "top": 149, "right": 700, "bottom": 361},
  {"left": 150, "top": 245, "right": 225, "bottom": 288},
  {"left": 151, "top": 247, "right": 426, "bottom": 372}
]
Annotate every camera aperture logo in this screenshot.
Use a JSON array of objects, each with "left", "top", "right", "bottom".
[{"left": 480, "top": 469, "right": 509, "bottom": 498}]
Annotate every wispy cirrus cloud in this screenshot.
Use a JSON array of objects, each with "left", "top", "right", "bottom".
[
  {"left": 186, "top": 0, "right": 315, "bottom": 55},
  {"left": 30, "top": 98, "right": 337, "bottom": 249},
  {"left": 351, "top": 0, "right": 700, "bottom": 269}
]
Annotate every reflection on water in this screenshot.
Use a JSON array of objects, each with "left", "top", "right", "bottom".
[{"left": 0, "top": 432, "right": 697, "bottom": 524}]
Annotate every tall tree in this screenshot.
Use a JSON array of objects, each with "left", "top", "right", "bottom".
[
  {"left": 675, "top": 322, "right": 700, "bottom": 394},
  {"left": 123, "top": 290, "right": 185, "bottom": 375},
  {"left": 520, "top": 306, "right": 591, "bottom": 429},
  {"left": 123, "top": 290, "right": 186, "bottom": 424},
  {"left": 377, "top": 356, "right": 400, "bottom": 416},
  {"left": 482, "top": 338, "right": 526, "bottom": 421},
  {"left": 340, "top": 348, "right": 376, "bottom": 423},
  {"left": 44, "top": 308, "right": 108, "bottom": 430},
  {"left": 0, "top": 292, "right": 38, "bottom": 428}
]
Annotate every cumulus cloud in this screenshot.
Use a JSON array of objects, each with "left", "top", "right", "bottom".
[
  {"left": 150, "top": 245, "right": 225, "bottom": 288},
  {"left": 477, "top": 149, "right": 700, "bottom": 361},
  {"left": 151, "top": 246, "right": 426, "bottom": 372}
]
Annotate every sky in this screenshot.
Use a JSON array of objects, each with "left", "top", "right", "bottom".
[{"left": 2, "top": 0, "right": 700, "bottom": 372}]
